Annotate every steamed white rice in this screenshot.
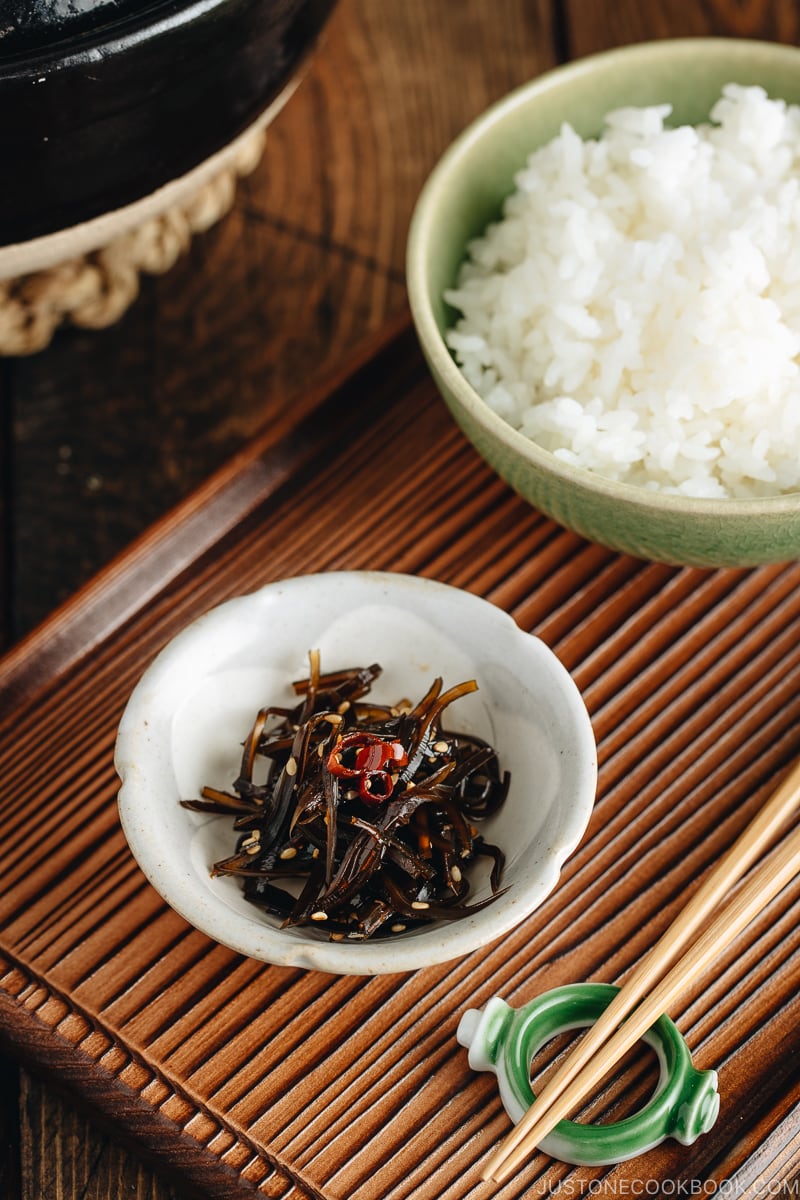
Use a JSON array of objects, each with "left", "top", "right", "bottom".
[{"left": 445, "top": 85, "right": 800, "bottom": 499}]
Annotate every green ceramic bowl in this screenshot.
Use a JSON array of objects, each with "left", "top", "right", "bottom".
[{"left": 406, "top": 38, "right": 800, "bottom": 568}]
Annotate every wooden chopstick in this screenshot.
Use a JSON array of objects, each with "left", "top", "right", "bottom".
[
  {"left": 483, "top": 755, "right": 800, "bottom": 1184},
  {"left": 488, "top": 816, "right": 800, "bottom": 1182},
  {"left": 488, "top": 818, "right": 800, "bottom": 1182}
]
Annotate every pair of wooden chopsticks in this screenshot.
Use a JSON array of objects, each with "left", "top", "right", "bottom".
[{"left": 483, "top": 755, "right": 800, "bottom": 1185}]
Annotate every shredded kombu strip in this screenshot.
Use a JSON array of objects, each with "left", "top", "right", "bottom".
[{"left": 181, "top": 652, "right": 511, "bottom": 941}]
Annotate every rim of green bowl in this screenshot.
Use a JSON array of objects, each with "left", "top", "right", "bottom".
[{"left": 407, "top": 37, "right": 800, "bottom": 521}]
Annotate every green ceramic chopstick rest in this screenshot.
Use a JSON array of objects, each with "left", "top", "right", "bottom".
[{"left": 457, "top": 982, "right": 720, "bottom": 1167}]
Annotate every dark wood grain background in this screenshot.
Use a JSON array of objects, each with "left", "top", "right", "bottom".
[{"left": 2, "top": 1, "right": 799, "bottom": 1196}]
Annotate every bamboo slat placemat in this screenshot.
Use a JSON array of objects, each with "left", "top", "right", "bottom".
[{"left": 1, "top": 320, "right": 799, "bottom": 1199}]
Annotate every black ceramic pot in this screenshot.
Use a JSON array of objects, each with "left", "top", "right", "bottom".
[{"left": 0, "top": 0, "right": 336, "bottom": 245}]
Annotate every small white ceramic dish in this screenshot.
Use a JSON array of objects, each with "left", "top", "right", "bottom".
[{"left": 115, "top": 571, "right": 597, "bottom": 975}]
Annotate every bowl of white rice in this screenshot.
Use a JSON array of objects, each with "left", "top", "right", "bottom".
[{"left": 407, "top": 38, "right": 800, "bottom": 567}]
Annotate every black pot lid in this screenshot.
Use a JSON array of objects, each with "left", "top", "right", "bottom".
[
  {"left": 0, "top": 0, "right": 336, "bottom": 245},
  {"left": 0, "top": 2, "right": 158, "bottom": 57}
]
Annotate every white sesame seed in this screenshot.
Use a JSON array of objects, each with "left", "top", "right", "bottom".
[
  {"left": 310, "top": 910, "right": 328, "bottom": 921},
  {"left": 451, "top": 865, "right": 462, "bottom": 882},
  {"left": 433, "top": 741, "right": 449, "bottom": 753},
  {"left": 391, "top": 923, "right": 406, "bottom": 933},
  {"left": 337, "top": 700, "right": 351, "bottom": 714},
  {"left": 411, "top": 900, "right": 430, "bottom": 910},
  {"left": 279, "top": 846, "right": 297, "bottom": 860},
  {"left": 285, "top": 757, "right": 298, "bottom": 776}
]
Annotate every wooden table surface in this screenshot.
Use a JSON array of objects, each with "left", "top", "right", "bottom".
[{"left": 2, "top": 2, "right": 799, "bottom": 1197}]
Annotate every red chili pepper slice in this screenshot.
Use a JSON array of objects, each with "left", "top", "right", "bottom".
[
  {"left": 359, "top": 770, "right": 394, "bottom": 803},
  {"left": 327, "top": 732, "right": 408, "bottom": 805}
]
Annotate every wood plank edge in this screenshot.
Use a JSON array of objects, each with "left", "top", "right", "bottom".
[
  {"left": 0, "top": 310, "right": 417, "bottom": 714},
  {"left": 0, "top": 964, "right": 318, "bottom": 1200}
]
